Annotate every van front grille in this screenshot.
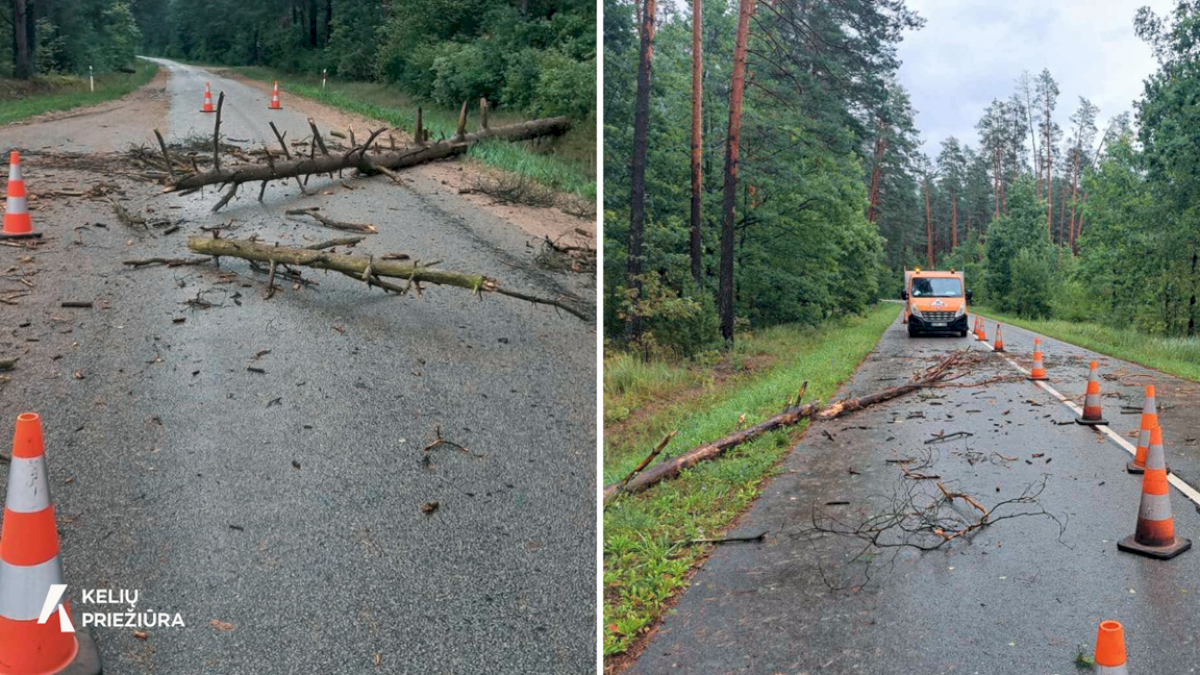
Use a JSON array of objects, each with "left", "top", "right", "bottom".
[{"left": 921, "top": 311, "right": 956, "bottom": 322}]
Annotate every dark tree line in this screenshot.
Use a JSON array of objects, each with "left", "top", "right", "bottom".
[
  {"left": 5, "top": 0, "right": 595, "bottom": 120},
  {"left": 4, "top": 0, "right": 142, "bottom": 78}
]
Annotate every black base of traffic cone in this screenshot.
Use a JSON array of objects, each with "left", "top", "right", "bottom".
[
  {"left": 0, "top": 231, "right": 42, "bottom": 239},
  {"left": 1075, "top": 415, "right": 1108, "bottom": 426},
  {"left": 1126, "top": 461, "right": 1169, "bottom": 475},
  {"left": 1117, "top": 534, "right": 1192, "bottom": 560},
  {"left": 1027, "top": 375, "right": 1048, "bottom": 381}
]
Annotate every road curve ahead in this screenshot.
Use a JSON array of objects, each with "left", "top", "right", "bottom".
[
  {"left": 0, "top": 59, "right": 595, "bottom": 673},
  {"left": 626, "top": 314, "right": 1200, "bottom": 674}
]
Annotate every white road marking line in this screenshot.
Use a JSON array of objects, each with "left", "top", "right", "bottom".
[{"left": 970, "top": 317, "right": 1200, "bottom": 509}]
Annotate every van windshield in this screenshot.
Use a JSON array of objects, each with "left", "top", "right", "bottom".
[{"left": 911, "top": 277, "right": 962, "bottom": 298}]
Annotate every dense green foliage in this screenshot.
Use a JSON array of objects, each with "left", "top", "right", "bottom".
[
  {"left": 5, "top": 1, "right": 593, "bottom": 120},
  {"left": 151, "top": 0, "right": 595, "bottom": 119},
  {"left": 1, "top": 0, "right": 142, "bottom": 76},
  {"left": 604, "top": 0, "right": 921, "bottom": 356}
]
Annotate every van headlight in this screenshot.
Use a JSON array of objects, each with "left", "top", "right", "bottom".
[
  {"left": 909, "top": 305, "right": 922, "bottom": 318},
  {"left": 954, "top": 305, "right": 966, "bottom": 317}
]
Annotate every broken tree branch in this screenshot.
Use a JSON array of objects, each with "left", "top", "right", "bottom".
[
  {"left": 164, "top": 117, "right": 571, "bottom": 195},
  {"left": 602, "top": 351, "right": 977, "bottom": 502},
  {"left": 186, "top": 236, "right": 589, "bottom": 321},
  {"left": 285, "top": 207, "right": 377, "bottom": 233}
]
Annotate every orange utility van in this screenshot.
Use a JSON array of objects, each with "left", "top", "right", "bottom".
[{"left": 901, "top": 268, "right": 972, "bottom": 337}]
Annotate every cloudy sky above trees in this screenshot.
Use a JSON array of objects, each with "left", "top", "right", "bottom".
[{"left": 897, "top": 0, "right": 1175, "bottom": 155}]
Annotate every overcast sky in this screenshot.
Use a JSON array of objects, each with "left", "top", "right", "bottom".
[{"left": 895, "top": 0, "right": 1175, "bottom": 157}]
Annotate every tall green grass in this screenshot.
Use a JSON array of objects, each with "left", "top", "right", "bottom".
[
  {"left": 603, "top": 303, "right": 900, "bottom": 657},
  {"left": 230, "top": 66, "right": 595, "bottom": 198},
  {"left": 0, "top": 61, "right": 158, "bottom": 126},
  {"left": 974, "top": 307, "right": 1200, "bottom": 383}
]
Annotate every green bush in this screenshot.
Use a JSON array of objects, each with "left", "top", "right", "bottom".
[
  {"left": 1009, "top": 247, "right": 1054, "bottom": 319},
  {"left": 429, "top": 41, "right": 505, "bottom": 108}
]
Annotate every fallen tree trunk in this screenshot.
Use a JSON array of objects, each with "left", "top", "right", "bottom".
[
  {"left": 187, "top": 236, "right": 589, "bottom": 320},
  {"left": 189, "top": 236, "right": 491, "bottom": 293},
  {"left": 165, "top": 117, "right": 571, "bottom": 194},
  {"left": 602, "top": 351, "right": 973, "bottom": 503}
]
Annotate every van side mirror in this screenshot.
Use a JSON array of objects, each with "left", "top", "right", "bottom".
[
  {"left": 966, "top": 289, "right": 974, "bottom": 302},
  {"left": 900, "top": 290, "right": 908, "bottom": 300}
]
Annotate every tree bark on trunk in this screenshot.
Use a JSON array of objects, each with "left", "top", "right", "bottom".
[
  {"left": 1068, "top": 149, "right": 1080, "bottom": 251},
  {"left": 689, "top": 0, "right": 704, "bottom": 287},
  {"left": 308, "top": 0, "right": 319, "bottom": 47},
  {"left": 950, "top": 188, "right": 957, "bottom": 250},
  {"left": 924, "top": 176, "right": 933, "bottom": 268},
  {"left": 867, "top": 131, "right": 885, "bottom": 224},
  {"left": 719, "top": 0, "right": 755, "bottom": 345},
  {"left": 13, "top": 0, "right": 32, "bottom": 80},
  {"left": 627, "top": 0, "right": 657, "bottom": 341},
  {"left": 992, "top": 146, "right": 1000, "bottom": 219},
  {"left": 1046, "top": 108, "right": 1053, "bottom": 238}
]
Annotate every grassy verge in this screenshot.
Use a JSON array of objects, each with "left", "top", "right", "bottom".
[
  {"left": 974, "top": 306, "right": 1200, "bottom": 383},
  {"left": 228, "top": 66, "right": 595, "bottom": 199},
  {"left": 602, "top": 303, "right": 900, "bottom": 658},
  {"left": 0, "top": 61, "right": 158, "bottom": 126}
]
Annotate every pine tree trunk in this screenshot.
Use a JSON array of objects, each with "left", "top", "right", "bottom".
[
  {"left": 951, "top": 189, "right": 958, "bottom": 250},
  {"left": 924, "top": 177, "right": 933, "bottom": 268},
  {"left": 719, "top": 0, "right": 754, "bottom": 345},
  {"left": 867, "top": 132, "right": 884, "bottom": 223},
  {"left": 13, "top": 0, "right": 32, "bottom": 80},
  {"left": 689, "top": 0, "right": 704, "bottom": 287},
  {"left": 1046, "top": 114, "right": 1053, "bottom": 237},
  {"left": 993, "top": 147, "right": 1000, "bottom": 219},
  {"left": 1068, "top": 149, "right": 1080, "bottom": 251},
  {"left": 627, "top": 0, "right": 657, "bottom": 341}
]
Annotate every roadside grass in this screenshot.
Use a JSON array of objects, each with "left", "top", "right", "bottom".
[
  {"left": 602, "top": 303, "right": 900, "bottom": 657},
  {"left": 227, "top": 66, "right": 595, "bottom": 199},
  {"left": 974, "top": 306, "right": 1200, "bottom": 383},
  {"left": 0, "top": 61, "right": 158, "bottom": 126}
]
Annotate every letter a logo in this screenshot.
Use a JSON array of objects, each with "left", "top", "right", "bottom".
[{"left": 37, "top": 584, "right": 74, "bottom": 633}]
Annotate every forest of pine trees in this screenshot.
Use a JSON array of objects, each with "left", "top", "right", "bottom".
[{"left": 605, "top": 0, "right": 1200, "bottom": 356}]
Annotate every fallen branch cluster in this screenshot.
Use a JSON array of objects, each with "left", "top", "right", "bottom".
[
  {"left": 799, "top": 473, "right": 1064, "bottom": 590},
  {"left": 603, "top": 351, "right": 979, "bottom": 503}
]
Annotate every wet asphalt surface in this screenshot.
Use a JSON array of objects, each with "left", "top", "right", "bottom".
[
  {"left": 1, "top": 59, "right": 595, "bottom": 673},
  {"left": 627, "top": 314, "right": 1200, "bottom": 675}
]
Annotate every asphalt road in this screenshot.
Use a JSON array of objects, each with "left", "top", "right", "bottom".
[
  {"left": 1, "top": 59, "right": 595, "bottom": 673},
  {"left": 626, "top": 314, "right": 1200, "bottom": 675}
]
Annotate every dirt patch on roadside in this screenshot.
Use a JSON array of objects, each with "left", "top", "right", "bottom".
[{"left": 219, "top": 69, "right": 595, "bottom": 246}]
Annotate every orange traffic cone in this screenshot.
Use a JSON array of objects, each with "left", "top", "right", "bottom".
[
  {"left": 1028, "top": 337, "right": 1048, "bottom": 380},
  {"left": 1093, "top": 620, "right": 1128, "bottom": 675},
  {"left": 1, "top": 152, "right": 39, "bottom": 240},
  {"left": 200, "top": 82, "right": 215, "bottom": 113},
  {"left": 971, "top": 316, "right": 979, "bottom": 338},
  {"left": 992, "top": 323, "right": 1005, "bottom": 352},
  {"left": 1076, "top": 361, "right": 1108, "bottom": 425},
  {"left": 1118, "top": 420, "right": 1191, "bottom": 559},
  {"left": 977, "top": 320, "right": 987, "bottom": 342},
  {"left": 0, "top": 413, "right": 101, "bottom": 675},
  {"left": 1128, "top": 386, "right": 1158, "bottom": 474},
  {"left": 268, "top": 81, "right": 282, "bottom": 110}
]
